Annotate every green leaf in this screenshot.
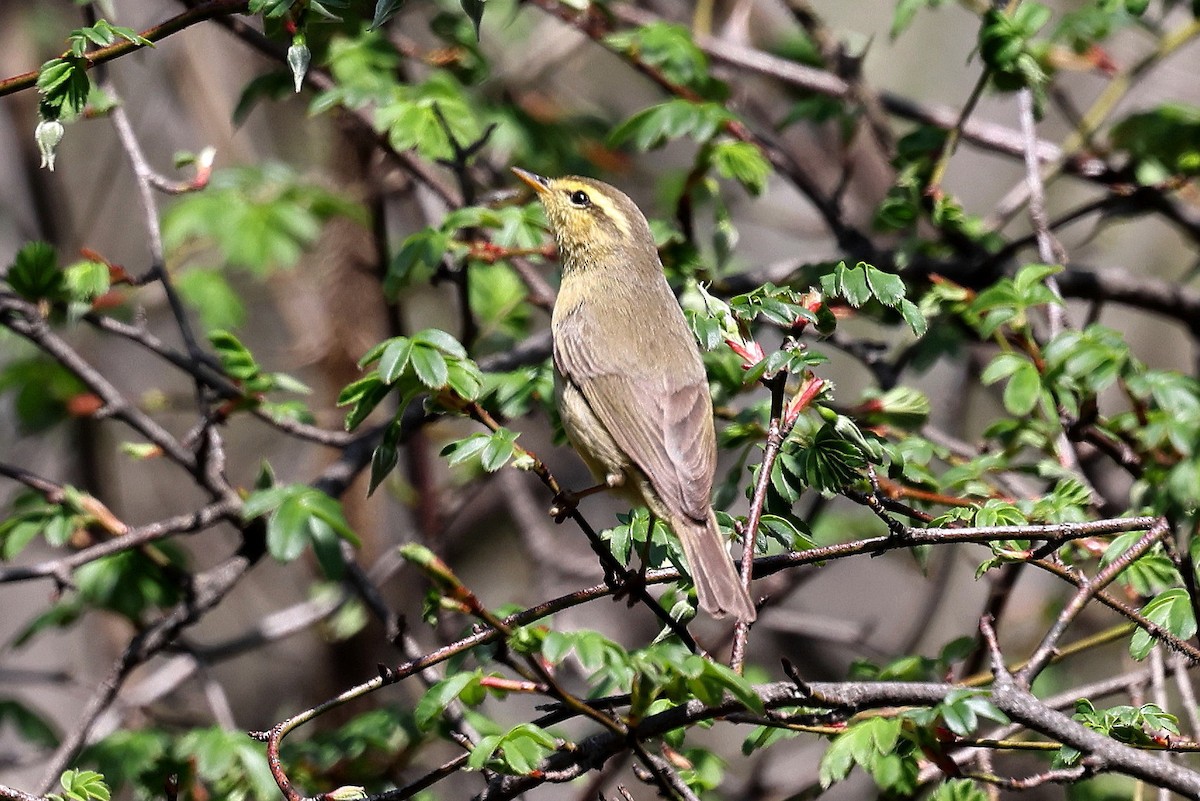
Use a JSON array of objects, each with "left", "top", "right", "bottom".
[
  {"left": 413, "top": 328, "right": 468, "bottom": 359},
  {"left": 267, "top": 495, "right": 310, "bottom": 562},
  {"left": 5, "top": 241, "right": 63, "bottom": 301},
  {"left": 370, "top": 0, "right": 407, "bottom": 29},
  {"left": 710, "top": 140, "right": 771, "bottom": 195},
  {"left": 819, "top": 717, "right": 902, "bottom": 789},
  {"left": 55, "top": 770, "right": 110, "bottom": 801},
  {"left": 460, "top": 0, "right": 485, "bottom": 39},
  {"left": 0, "top": 699, "right": 59, "bottom": 748},
  {"left": 609, "top": 100, "right": 733, "bottom": 151},
  {"left": 480, "top": 429, "right": 518, "bottom": 472},
  {"left": 410, "top": 344, "right": 449, "bottom": 388},
  {"left": 864, "top": 266, "right": 906, "bottom": 307},
  {"left": 176, "top": 268, "right": 246, "bottom": 330},
  {"left": 164, "top": 164, "right": 363, "bottom": 276},
  {"left": 338, "top": 374, "right": 392, "bottom": 430},
  {"left": 379, "top": 337, "right": 415, "bottom": 383},
  {"left": 1131, "top": 588, "right": 1197, "bottom": 660},
  {"left": 1003, "top": 361, "right": 1041, "bottom": 416},
  {"left": 37, "top": 57, "right": 91, "bottom": 118},
  {"left": 899, "top": 299, "right": 927, "bottom": 336},
  {"left": 415, "top": 672, "right": 481, "bottom": 730},
  {"left": 1111, "top": 104, "right": 1200, "bottom": 183},
  {"left": 606, "top": 22, "right": 717, "bottom": 94}
]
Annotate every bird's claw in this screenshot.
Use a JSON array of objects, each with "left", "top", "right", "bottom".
[
  {"left": 611, "top": 566, "right": 646, "bottom": 608},
  {"left": 548, "top": 489, "right": 579, "bottom": 524}
]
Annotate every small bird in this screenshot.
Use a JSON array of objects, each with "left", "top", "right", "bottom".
[{"left": 513, "top": 168, "right": 756, "bottom": 623}]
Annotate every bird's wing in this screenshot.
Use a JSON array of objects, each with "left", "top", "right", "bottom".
[{"left": 555, "top": 309, "right": 715, "bottom": 523}]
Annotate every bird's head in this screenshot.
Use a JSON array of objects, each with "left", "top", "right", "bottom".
[{"left": 512, "top": 168, "right": 657, "bottom": 275}]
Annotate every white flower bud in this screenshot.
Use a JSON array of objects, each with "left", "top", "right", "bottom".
[
  {"left": 287, "top": 41, "right": 310, "bottom": 93},
  {"left": 36, "top": 119, "right": 65, "bottom": 171}
]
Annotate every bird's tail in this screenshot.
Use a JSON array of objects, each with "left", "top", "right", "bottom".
[{"left": 673, "top": 512, "right": 756, "bottom": 623}]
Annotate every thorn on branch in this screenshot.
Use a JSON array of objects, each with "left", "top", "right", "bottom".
[{"left": 781, "top": 657, "right": 812, "bottom": 695}]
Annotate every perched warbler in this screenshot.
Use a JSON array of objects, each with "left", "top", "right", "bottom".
[{"left": 513, "top": 168, "right": 756, "bottom": 623}]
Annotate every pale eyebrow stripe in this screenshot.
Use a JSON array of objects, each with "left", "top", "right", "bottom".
[{"left": 562, "top": 182, "right": 631, "bottom": 238}]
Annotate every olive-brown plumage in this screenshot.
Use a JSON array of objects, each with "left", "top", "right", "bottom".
[{"left": 514, "top": 168, "right": 756, "bottom": 623}]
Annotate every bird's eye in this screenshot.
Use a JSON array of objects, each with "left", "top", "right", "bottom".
[{"left": 569, "top": 190, "right": 591, "bottom": 207}]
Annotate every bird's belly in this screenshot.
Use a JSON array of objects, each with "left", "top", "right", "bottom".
[{"left": 558, "top": 379, "right": 633, "bottom": 489}]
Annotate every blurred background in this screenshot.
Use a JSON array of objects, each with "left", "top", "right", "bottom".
[{"left": 2, "top": 0, "right": 1200, "bottom": 798}]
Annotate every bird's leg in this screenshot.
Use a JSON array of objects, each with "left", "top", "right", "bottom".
[{"left": 548, "top": 472, "right": 624, "bottom": 523}]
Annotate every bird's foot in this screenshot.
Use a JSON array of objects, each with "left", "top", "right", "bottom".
[
  {"left": 548, "top": 489, "right": 580, "bottom": 524},
  {"left": 612, "top": 564, "right": 647, "bottom": 608}
]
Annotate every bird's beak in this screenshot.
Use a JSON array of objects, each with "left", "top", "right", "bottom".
[{"left": 512, "top": 167, "right": 550, "bottom": 195}]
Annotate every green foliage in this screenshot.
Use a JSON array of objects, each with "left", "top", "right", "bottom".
[
  {"left": 605, "top": 23, "right": 722, "bottom": 97},
  {"left": 1111, "top": 104, "right": 1200, "bottom": 184},
  {"left": 374, "top": 72, "right": 483, "bottom": 161},
  {"left": 468, "top": 722, "right": 558, "bottom": 774},
  {"left": 0, "top": 488, "right": 91, "bottom": 560},
  {"left": 929, "top": 779, "right": 990, "bottom": 801},
  {"left": 48, "top": 770, "right": 110, "bottom": 801},
  {"left": 209, "top": 330, "right": 309, "bottom": 397},
  {"left": 370, "top": 0, "right": 409, "bottom": 29},
  {"left": 906, "top": 688, "right": 1009, "bottom": 737},
  {"left": 783, "top": 422, "right": 870, "bottom": 495},
  {"left": 177, "top": 728, "right": 278, "bottom": 801},
  {"left": 708, "top": 140, "right": 772, "bottom": 195},
  {"left": 978, "top": 3, "right": 1052, "bottom": 91},
  {"left": 1058, "top": 699, "right": 1181, "bottom": 766},
  {"left": 414, "top": 671, "right": 489, "bottom": 730},
  {"left": 540, "top": 634, "right": 764, "bottom": 717},
  {"left": 163, "top": 164, "right": 364, "bottom": 277},
  {"left": 818, "top": 716, "right": 915, "bottom": 793},
  {"left": 250, "top": 0, "right": 351, "bottom": 20},
  {"left": 820, "top": 261, "right": 926, "bottom": 335},
  {"left": 281, "top": 706, "right": 420, "bottom": 793},
  {"left": 342, "top": 328, "right": 482, "bottom": 429},
  {"left": 969, "top": 263, "right": 1062, "bottom": 338},
  {"left": 0, "top": 354, "right": 88, "bottom": 433},
  {"left": 891, "top": 0, "right": 951, "bottom": 39},
  {"left": 981, "top": 351, "right": 1043, "bottom": 416},
  {"left": 1101, "top": 531, "right": 1177, "bottom": 597},
  {"left": 243, "top": 483, "right": 361, "bottom": 575},
  {"left": 850, "top": 637, "right": 974, "bottom": 682},
  {"left": 5, "top": 241, "right": 62, "bottom": 300},
  {"left": 441, "top": 428, "right": 520, "bottom": 473},
  {"left": 609, "top": 100, "right": 733, "bottom": 152},
  {"left": 1130, "top": 588, "right": 1196, "bottom": 660},
  {"left": 3, "top": 242, "right": 113, "bottom": 320},
  {"left": 340, "top": 329, "right": 483, "bottom": 491},
  {"left": 175, "top": 268, "right": 245, "bottom": 330},
  {"left": 37, "top": 56, "right": 91, "bottom": 120},
  {"left": 0, "top": 698, "right": 59, "bottom": 748},
  {"left": 68, "top": 19, "right": 152, "bottom": 57}
]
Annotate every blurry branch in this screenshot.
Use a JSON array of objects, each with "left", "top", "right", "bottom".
[
  {"left": 926, "top": 70, "right": 991, "bottom": 197},
  {"left": 85, "top": 309, "right": 359, "bottom": 447},
  {"left": 981, "top": 616, "right": 1200, "bottom": 796},
  {"left": 101, "top": 78, "right": 208, "bottom": 388},
  {"left": 0, "top": 785, "right": 44, "bottom": 801},
  {"left": 482, "top": 668, "right": 1200, "bottom": 800},
  {"left": 0, "top": 500, "right": 238, "bottom": 585},
  {"left": 176, "top": 0, "right": 463, "bottom": 207},
  {"left": 464, "top": 401, "right": 701, "bottom": 651},
  {"left": 35, "top": 520, "right": 268, "bottom": 793},
  {"left": 0, "top": 0, "right": 250, "bottom": 98},
  {"left": 606, "top": 3, "right": 1063, "bottom": 164},
  {"left": 1, "top": 292, "right": 199, "bottom": 475},
  {"left": 1016, "top": 522, "right": 1167, "bottom": 685}
]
